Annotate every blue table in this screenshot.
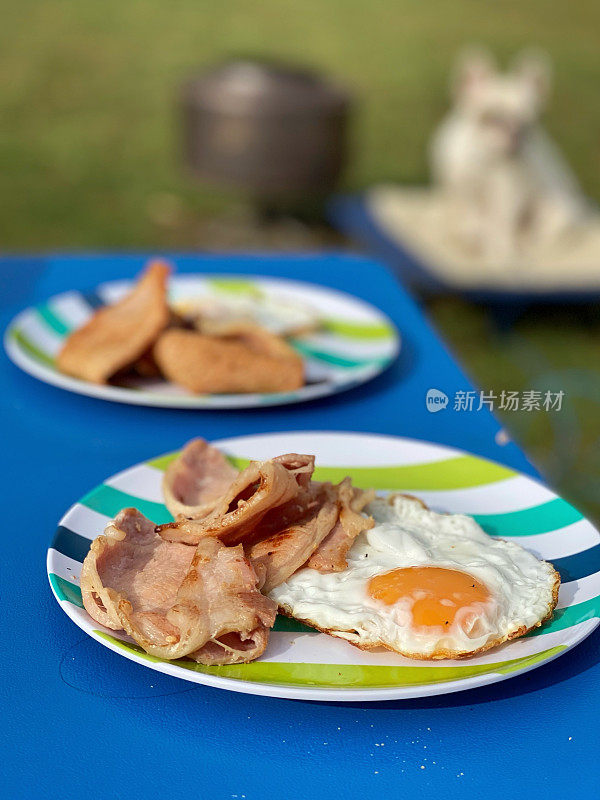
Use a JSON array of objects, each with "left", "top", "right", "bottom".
[{"left": 1, "top": 253, "right": 598, "bottom": 798}]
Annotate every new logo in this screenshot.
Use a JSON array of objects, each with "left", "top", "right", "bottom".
[{"left": 426, "top": 388, "right": 448, "bottom": 413}]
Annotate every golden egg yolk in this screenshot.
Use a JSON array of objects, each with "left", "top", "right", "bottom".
[{"left": 368, "top": 566, "right": 491, "bottom": 628}]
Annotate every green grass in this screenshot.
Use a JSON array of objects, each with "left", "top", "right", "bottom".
[
  {"left": 1, "top": 1, "right": 599, "bottom": 522},
  {"left": 428, "top": 299, "right": 600, "bottom": 523},
  {"left": 2, "top": 0, "right": 600, "bottom": 247}
]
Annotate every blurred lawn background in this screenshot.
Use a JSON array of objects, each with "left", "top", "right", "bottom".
[{"left": 2, "top": 0, "right": 599, "bottom": 520}]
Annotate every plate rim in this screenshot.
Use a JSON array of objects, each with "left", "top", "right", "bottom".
[
  {"left": 47, "top": 430, "right": 600, "bottom": 702},
  {"left": 46, "top": 568, "right": 599, "bottom": 702},
  {"left": 5, "top": 273, "right": 401, "bottom": 409}
]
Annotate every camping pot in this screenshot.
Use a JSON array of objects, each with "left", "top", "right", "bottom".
[{"left": 181, "top": 60, "right": 351, "bottom": 203}]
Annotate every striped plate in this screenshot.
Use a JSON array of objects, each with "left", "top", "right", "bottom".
[
  {"left": 5, "top": 275, "right": 399, "bottom": 408},
  {"left": 47, "top": 432, "right": 600, "bottom": 702}
]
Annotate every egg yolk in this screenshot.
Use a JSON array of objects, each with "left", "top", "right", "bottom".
[{"left": 368, "top": 566, "right": 490, "bottom": 628}]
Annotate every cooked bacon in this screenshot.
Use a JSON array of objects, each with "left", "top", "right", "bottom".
[
  {"left": 158, "top": 450, "right": 376, "bottom": 586},
  {"left": 57, "top": 260, "right": 170, "bottom": 384},
  {"left": 152, "top": 327, "right": 304, "bottom": 394},
  {"left": 81, "top": 443, "right": 378, "bottom": 670},
  {"left": 80, "top": 508, "right": 195, "bottom": 635},
  {"left": 272, "top": 453, "right": 315, "bottom": 490},
  {"left": 80, "top": 508, "right": 276, "bottom": 664},
  {"left": 159, "top": 454, "right": 312, "bottom": 546},
  {"left": 162, "top": 438, "right": 239, "bottom": 520},
  {"left": 191, "top": 627, "right": 271, "bottom": 665},
  {"left": 240, "top": 486, "right": 320, "bottom": 547},
  {"left": 185, "top": 537, "right": 277, "bottom": 664},
  {"left": 307, "top": 479, "right": 376, "bottom": 573},
  {"left": 248, "top": 484, "right": 339, "bottom": 593}
]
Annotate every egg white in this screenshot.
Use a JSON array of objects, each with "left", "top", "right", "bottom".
[
  {"left": 176, "top": 293, "right": 320, "bottom": 337},
  {"left": 269, "top": 494, "right": 560, "bottom": 659}
]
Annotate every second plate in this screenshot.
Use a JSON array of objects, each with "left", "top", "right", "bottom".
[{"left": 5, "top": 274, "right": 400, "bottom": 408}]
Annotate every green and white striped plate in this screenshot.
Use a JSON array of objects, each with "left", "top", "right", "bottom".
[
  {"left": 47, "top": 432, "right": 600, "bottom": 701},
  {"left": 5, "top": 275, "right": 399, "bottom": 408}
]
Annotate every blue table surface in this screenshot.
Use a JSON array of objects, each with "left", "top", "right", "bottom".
[{"left": 1, "top": 252, "right": 598, "bottom": 799}]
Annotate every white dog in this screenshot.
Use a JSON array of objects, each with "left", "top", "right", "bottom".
[{"left": 430, "top": 48, "right": 588, "bottom": 266}]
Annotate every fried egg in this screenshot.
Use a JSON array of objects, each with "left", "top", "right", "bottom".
[
  {"left": 269, "top": 494, "right": 560, "bottom": 659},
  {"left": 176, "top": 293, "right": 320, "bottom": 337}
]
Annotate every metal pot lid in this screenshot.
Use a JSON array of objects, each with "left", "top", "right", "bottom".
[{"left": 182, "top": 60, "right": 350, "bottom": 116}]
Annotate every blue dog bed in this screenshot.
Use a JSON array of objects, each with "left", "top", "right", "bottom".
[{"left": 329, "top": 192, "right": 600, "bottom": 305}]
